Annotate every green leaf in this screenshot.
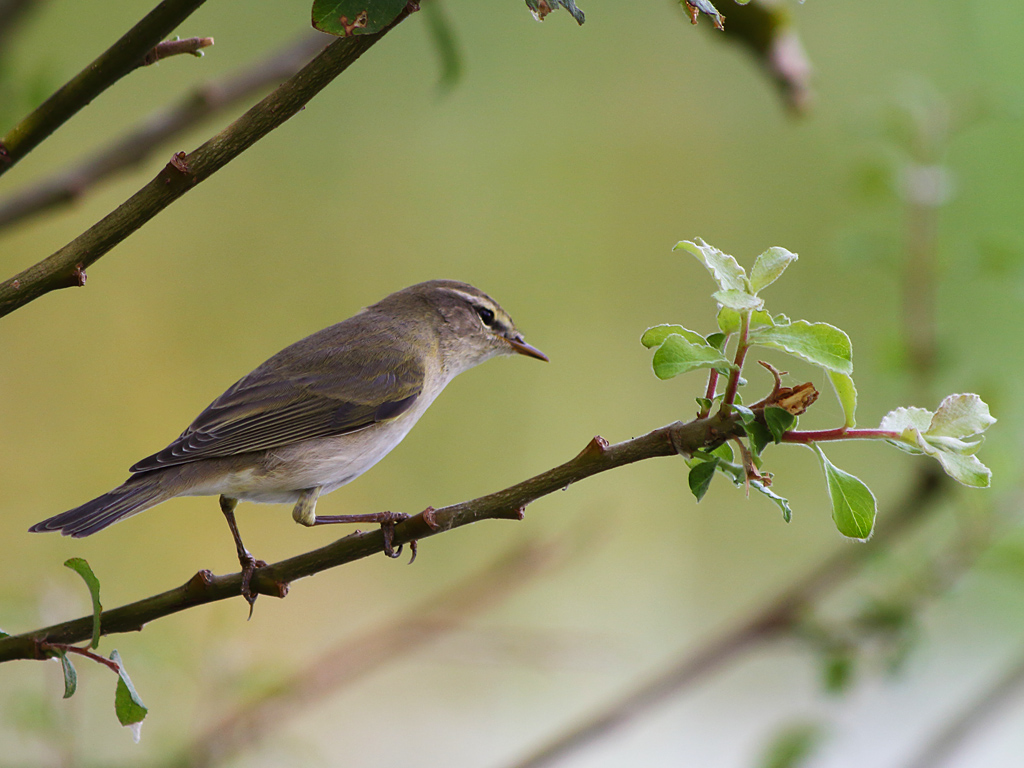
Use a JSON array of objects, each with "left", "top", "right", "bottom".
[
  {"left": 718, "top": 307, "right": 774, "bottom": 334},
  {"left": 688, "top": 458, "right": 719, "bottom": 501},
  {"left": 652, "top": 334, "right": 734, "bottom": 379},
  {"left": 733, "top": 404, "right": 756, "bottom": 425},
  {"left": 828, "top": 371, "right": 858, "bottom": 428},
  {"left": 758, "top": 723, "right": 823, "bottom": 768},
  {"left": 710, "top": 442, "right": 734, "bottom": 463},
  {"left": 0, "top": 627, "right": 8, "bottom": 638},
  {"left": 64, "top": 558, "right": 102, "bottom": 649},
  {"left": 930, "top": 450, "right": 992, "bottom": 488},
  {"left": 422, "top": 1, "right": 462, "bottom": 92},
  {"left": 764, "top": 406, "right": 797, "bottom": 443},
  {"left": 812, "top": 444, "right": 876, "bottom": 541},
  {"left": 712, "top": 289, "right": 764, "bottom": 311},
  {"left": 751, "top": 480, "right": 792, "bottom": 523},
  {"left": 926, "top": 393, "right": 997, "bottom": 438},
  {"left": 705, "top": 332, "right": 727, "bottom": 351},
  {"left": 525, "top": 0, "right": 585, "bottom": 24},
  {"left": 880, "top": 397, "right": 995, "bottom": 487},
  {"left": 749, "top": 320, "right": 854, "bottom": 375},
  {"left": 746, "top": 421, "right": 774, "bottom": 456},
  {"left": 311, "top": 0, "right": 407, "bottom": 36},
  {"left": 59, "top": 653, "right": 77, "bottom": 699},
  {"left": 879, "top": 406, "right": 933, "bottom": 444},
  {"left": 749, "top": 246, "right": 798, "bottom": 294},
  {"left": 111, "top": 650, "right": 148, "bottom": 739},
  {"left": 641, "top": 324, "right": 706, "bottom": 348},
  {"left": 674, "top": 238, "right": 748, "bottom": 293}
]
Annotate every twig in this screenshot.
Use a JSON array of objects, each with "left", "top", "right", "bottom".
[
  {"left": 0, "top": 414, "right": 742, "bottom": 663},
  {"left": 180, "top": 536, "right": 574, "bottom": 768},
  {"left": 507, "top": 465, "right": 946, "bottom": 768},
  {"left": 141, "top": 35, "right": 213, "bottom": 66},
  {"left": 0, "top": 0, "right": 210, "bottom": 178},
  {"left": 0, "top": 12, "right": 411, "bottom": 319},
  {"left": 0, "top": 32, "right": 330, "bottom": 231},
  {"left": 37, "top": 641, "right": 120, "bottom": 673}
]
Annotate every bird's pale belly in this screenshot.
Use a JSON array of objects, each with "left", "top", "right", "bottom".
[{"left": 179, "top": 413, "right": 424, "bottom": 504}]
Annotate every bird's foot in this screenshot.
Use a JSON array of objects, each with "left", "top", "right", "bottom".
[
  {"left": 311, "top": 509, "right": 418, "bottom": 563},
  {"left": 377, "top": 511, "right": 412, "bottom": 561},
  {"left": 238, "top": 552, "right": 269, "bottom": 618}
]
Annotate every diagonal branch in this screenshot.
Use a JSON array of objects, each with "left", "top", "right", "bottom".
[
  {"left": 0, "top": 32, "right": 330, "bottom": 231},
  {"left": 0, "top": 413, "right": 741, "bottom": 664},
  {"left": 0, "top": 0, "right": 210, "bottom": 177},
  {"left": 0, "top": 12, "right": 411, "bottom": 319}
]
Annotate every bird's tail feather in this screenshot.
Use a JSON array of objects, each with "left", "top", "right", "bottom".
[{"left": 29, "top": 474, "right": 172, "bottom": 538}]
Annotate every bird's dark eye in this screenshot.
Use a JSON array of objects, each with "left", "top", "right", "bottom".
[{"left": 476, "top": 306, "right": 496, "bottom": 327}]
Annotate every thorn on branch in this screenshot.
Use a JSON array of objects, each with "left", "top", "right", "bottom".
[
  {"left": 56, "top": 263, "right": 87, "bottom": 290},
  {"left": 421, "top": 506, "right": 440, "bottom": 530},
  {"left": 576, "top": 435, "right": 610, "bottom": 460},
  {"left": 185, "top": 569, "right": 215, "bottom": 595},
  {"left": 142, "top": 36, "right": 214, "bottom": 66},
  {"left": 169, "top": 151, "right": 189, "bottom": 174}
]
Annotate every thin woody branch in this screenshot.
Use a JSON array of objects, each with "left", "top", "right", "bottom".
[
  {"left": 0, "top": 413, "right": 741, "bottom": 664},
  {"left": 0, "top": 33, "right": 329, "bottom": 231},
  {"left": 0, "top": 0, "right": 210, "bottom": 177},
  {"left": 0, "top": 13, "right": 410, "bottom": 319},
  {"left": 141, "top": 35, "right": 213, "bottom": 66}
]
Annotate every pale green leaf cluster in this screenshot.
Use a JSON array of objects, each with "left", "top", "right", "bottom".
[
  {"left": 646, "top": 238, "right": 994, "bottom": 543},
  {"left": 880, "top": 394, "right": 996, "bottom": 487}
]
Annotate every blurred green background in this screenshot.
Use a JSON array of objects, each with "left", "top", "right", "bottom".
[{"left": 2, "top": 0, "right": 1024, "bottom": 765}]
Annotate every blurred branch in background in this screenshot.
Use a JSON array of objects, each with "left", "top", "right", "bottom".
[
  {"left": 176, "top": 535, "right": 578, "bottom": 768},
  {"left": 0, "top": 11, "right": 410, "bottom": 319},
  {"left": 508, "top": 465, "right": 946, "bottom": 768},
  {"left": 0, "top": 32, "right": 330, "bottom": 231},
  {"left": 0, "top": 0, "right": 41, "bottom": 54},
  {"left": 905, "top": 644, "right": 1024, "bottom": 768},
  {"left": 0, "top": 0, "right": 211, "bottom": 178}
]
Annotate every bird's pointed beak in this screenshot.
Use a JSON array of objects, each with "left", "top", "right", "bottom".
[{"left": 508, "top": 335, "right": 549, "bottom": 362}]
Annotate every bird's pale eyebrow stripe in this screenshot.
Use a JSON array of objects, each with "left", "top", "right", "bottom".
[{"left": 445, "top": 289, "right": 488, "bottom": 306}]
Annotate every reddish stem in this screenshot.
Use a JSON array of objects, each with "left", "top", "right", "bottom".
[
  {"left": 39, "top": 641, "right": 120, "bottom": 673},
  {"left": 720, "top": 313, "right": 750, "bottom": 410},
  {"left": 781, "top": 428, "right": 902, "bottom": 444}
]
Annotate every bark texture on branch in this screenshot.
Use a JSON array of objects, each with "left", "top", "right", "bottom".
[{"left": 0, "top": 414, "right": 739, "bottom": 663}]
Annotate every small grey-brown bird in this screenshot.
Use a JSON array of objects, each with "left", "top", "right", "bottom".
[{"left": 31, "top": 280, "right": 547, "bottom": 604}]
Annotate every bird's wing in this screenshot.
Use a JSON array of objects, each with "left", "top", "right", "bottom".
[{"left": 130, "top": 324, "right": 426, "bottom": 472}]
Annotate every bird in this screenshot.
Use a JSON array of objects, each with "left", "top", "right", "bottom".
[{"left": 30, "top": 280, "right": 547, "bottom": 606}]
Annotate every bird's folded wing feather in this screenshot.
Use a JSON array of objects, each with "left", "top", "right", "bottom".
[{"left": 130, "top": 327, "right": 425, "bottom": 472}]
